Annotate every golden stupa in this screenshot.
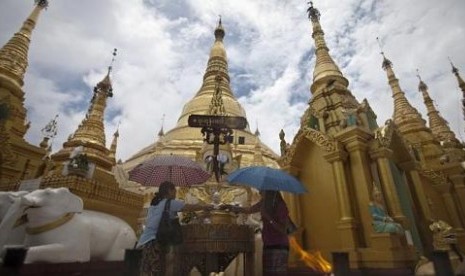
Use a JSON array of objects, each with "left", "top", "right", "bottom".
[
  {"left": 1, "top": 1, "right": 465, "bottom": 273},
  {"left": 0, "top": 1, "right": 143, "bottom": 231},
  {"left": 115, "top": 19, "right": 280, "bottom": 213},
  {"left": 278, "top": 3, "right": 465, "bottom": 269}
]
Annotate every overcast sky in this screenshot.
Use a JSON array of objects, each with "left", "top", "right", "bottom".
[{"left": 1, "top": 0, "right": 464, "bottom": 161}]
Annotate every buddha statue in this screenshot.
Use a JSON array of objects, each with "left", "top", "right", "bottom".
[{"left": 369, "top": 185, "right": 404, "bottom": 234}]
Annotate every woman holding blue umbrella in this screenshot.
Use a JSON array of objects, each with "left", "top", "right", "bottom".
[
  {"left": 224, "top": 166, "right": 305, "bottom": 275},
  {"left": 224, "top": 190, "right": 292, "bottom": 275}
]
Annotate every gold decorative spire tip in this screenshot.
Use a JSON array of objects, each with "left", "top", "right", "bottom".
[
  {"left": 35, "top": 0, "right": 49, "bottom": 8},
  {"left": 107, "top": 48, "right": 117, "bottom": 75},
  {"left": 214, "top": 15, "right": 225, "bottom": 40},
  {"left": 448, "top": 56, "right": 459, "bottom": 74},
  {"left": 416, "top": 69, "right": 428, "bottom": 90},
  {"left": 307, "top": 1, "right": 320, "bottom": 21},
  {"left": 377, "top": 37, "right": 392, "bottom": 70},
  {"left": 41, "top": 114, "right": 59, "bottom": 139}
]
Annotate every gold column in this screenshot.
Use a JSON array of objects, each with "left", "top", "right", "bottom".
[
  {"left": 435, "top": 182, "right": 464, "bottom": 230},
  {"left": 369, "top": 148, "right": 407, "bottom": 225},
  {"left": 324, "top": 150, "right": 359, "bottom": 249},
  {"left": 407, "top": 169, "right": 433, "bottom": 220},
  {"left": 449, "top": 174, "right": 465, "bottom": 226},
  {"left": 344, "top": 140, "right": 376, "bottom": 247}
]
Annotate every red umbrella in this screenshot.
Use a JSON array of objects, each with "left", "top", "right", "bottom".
[{"left": 128, "top": 155, "right": 211, "bottom": 187}]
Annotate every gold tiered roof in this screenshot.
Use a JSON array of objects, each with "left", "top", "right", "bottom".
[{"left": 123, "top": 19, "right": 279, "bottom": 172}]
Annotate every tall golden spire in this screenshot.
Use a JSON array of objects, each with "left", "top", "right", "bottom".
[
  {"left": 417, "top": 71, "right": 458, "bottom": 143},
  {"left": 307, "top": 2, "right": 348, "bottom": 92},
  {"left": 109, "top": 128, "right": 119, "bottom": 165},
  {"left": 201, "top": 16, "right": 230, "bottom": 97},
  {"left": 157, "top": 114, "right": 165, "bottom": 137},
  {"left": 52, "top": 49, "right": 117, "bottom": 171},
  {"left": 449, "top": 59, "right": 465, "bottom": 126},
  {"left": 0, "top": 0, "right": 48, "bottom": 87},
  {"left": 173, "top": 18, "right": 247, "bottom": 129},
  {"left": 379, "top": 48, "right": 426, "bottom": 132},
  {"left": 378, "top": 46, "right": 444, "bottom": 166},
  {"left": 450, "top": 59, "right": 465, "bottom": 94}
]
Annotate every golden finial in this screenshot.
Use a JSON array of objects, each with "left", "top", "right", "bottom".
[
  {"left": 158, "top": 114, "right": 165, "bottom": 137},
  {"left": 35, "top": 0, "right": 49, "bottom": 9},
  {"left": 377, "top": 37, "right": 392, "bottom": 70},
  {"left": 107, "top": 48, "right": 117, "bottom": 75},
  {"left": 214, "top": 15, "right": 225, "bottom": 40},
  {"left": 114, "top": 121, "right": 120, "bottom": 137},
  {"left": 448, "top": 56, "right": 459, "bottom": 75},
  {"left": 416, "top": 69, "right": 428, "bottom": 91},
  {"left": 307, "top": 1, "right": 320, "bottom": 21},
  {"left": 41, "top": 114, "right": 58, "bottom": 139}
]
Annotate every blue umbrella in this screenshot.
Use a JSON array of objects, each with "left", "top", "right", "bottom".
[{"left": 227, "top": 166, "right": 307, "bottom": 194}]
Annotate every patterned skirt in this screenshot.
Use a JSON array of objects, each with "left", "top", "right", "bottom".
[
  {"left": 140, "top": 240, "right": 165, "bottom": 276},
  {"left": 263, "top": 246, "right": 289, "bottom": 275}
]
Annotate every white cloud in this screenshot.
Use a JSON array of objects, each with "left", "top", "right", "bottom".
[{"left": 1, "top": 0, "right": 464, "bottom": 161}]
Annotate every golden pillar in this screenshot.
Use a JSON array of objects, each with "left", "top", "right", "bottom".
[
  {"left": 343, "top": 133, "right": 373, "bottom": 247},
  {"left": 324, "top": 150, "right": 359, "bottom": 249},
  {"left": 407, "top": 169, "right": 433, "bottom": 220},
  {"left": 369, "top": 148, "right": 407, "bottom": 226},
  {"left": 449, "top": 174, "right": 465, "bottom": 226},
  {"left": 434, "top": 182, "right": 464, "bottom": 231}
]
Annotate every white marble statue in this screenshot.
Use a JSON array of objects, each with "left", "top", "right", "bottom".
[{"left": 1, "top": 188, "right": 136, "bottom": 263}]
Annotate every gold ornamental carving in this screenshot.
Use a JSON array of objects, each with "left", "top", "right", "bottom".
[
  {"left": 280, "top": 127, "right": 338, "bottom": 166},
  {"left": 420, "top": 169, "right": 448, "bottom": 186},
  {"left": 303, "top": 127, "right": 338, "bottom": 152},
  {"left": 374, "top": 119, "right": 394, "bottom": 147}
]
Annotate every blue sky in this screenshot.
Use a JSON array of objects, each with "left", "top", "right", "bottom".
[{"left": 1, "top": 0, "right": 464, "bottom": 161}]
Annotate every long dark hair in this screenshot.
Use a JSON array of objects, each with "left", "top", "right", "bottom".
[
  {"left": 263, "top": 190, "right": 283, "bottom": 215},
  {"left": 151, "top": 181, "right": 175, "bottom": 206}
]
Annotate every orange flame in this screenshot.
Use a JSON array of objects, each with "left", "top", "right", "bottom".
[{"left": 289, "top": 236, "right": 332, "bottom": 273}]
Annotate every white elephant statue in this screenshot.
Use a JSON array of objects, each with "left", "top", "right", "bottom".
[
  {"left": 14, "top": 187, "right": 136, "bottom": 263},
  {"left": 0, "top": 191, "right": 29, "bottom": 252}
]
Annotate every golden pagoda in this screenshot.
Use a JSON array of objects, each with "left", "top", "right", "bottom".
[
  {"left": 37, "top": 52, "right": 143, "bottom": 230},
  {"left": 0, "top": 0, "right": 48, "bottom": 186},
  {"left": 117, "top": 19, "right": 280, "bottom": 205},
  {"left": 417, "top": 72, "right": 464, "bottom": 163},
  {"left": 121, "top": 19, "right": 278, "bottom": 172},
  {"left": 279, "top": 2, "right": 465, "bottom": 269},
  {"left": 2, "top": 1, "right": 465, "bottom": 273},
  {"left": 0, "top": 2, "right": 142, "bottom": 230}
]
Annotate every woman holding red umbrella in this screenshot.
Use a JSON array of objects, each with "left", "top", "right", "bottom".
[{"left": 137, "top": 181, "right": 212, "bottom": 276}]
